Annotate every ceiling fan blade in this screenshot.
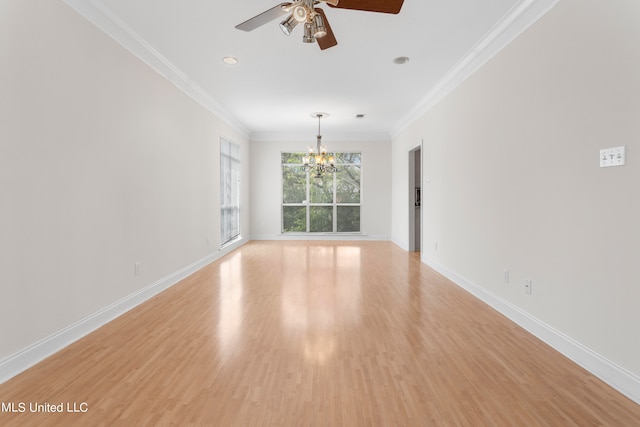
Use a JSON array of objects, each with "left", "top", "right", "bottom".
[
  {"left": 315, "top": 8, "right": 337, "bottom": 50},
  {"left": 328, "top": 0, "right": 404, "bottom": 14},
  {"left": 235, "top": 3, "right": 292, "bottom": 31}
]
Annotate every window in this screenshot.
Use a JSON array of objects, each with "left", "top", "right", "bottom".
[
  {"left": 220, "top": 138, "right": 240, "bottom": 246},
  {"left": 282, "top": 152, "right": 361, "bottom": 233}
]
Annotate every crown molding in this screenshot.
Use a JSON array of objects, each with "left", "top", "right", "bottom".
[
  {"left": 250, "top": 131, "right": 391, "bottom": 143},
  {"left": 391, "top": 0, "right": 560, "bottom": 138},
  {"left": 62, "top": 0, "right": 250, "bottom": 138},
  {"left": 62, "top": 0, "right": 559, "bottom": 142}
]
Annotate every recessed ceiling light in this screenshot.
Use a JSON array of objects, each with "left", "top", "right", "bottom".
[
  {"left": 393, "top": 56, "right": 410, "bottom": 65},
  {"left": 222, "top": 56, "right": 238, "bottom": 65}
]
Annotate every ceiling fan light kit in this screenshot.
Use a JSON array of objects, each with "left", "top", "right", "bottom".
[
  {"left": 293, "top": 4, "right": 309, "bottom": 22},
  {"left": 303, "top": 23, "right": 315, "bottom": 43},
  {"left": 312, "top": 14, "right": 327, "bottom": 38},
  {"left": 279, "top": 15, "right": 298, "bottom": 35},
  {"left": 236, "top": 0, "right": 404, "bottom": 50}
]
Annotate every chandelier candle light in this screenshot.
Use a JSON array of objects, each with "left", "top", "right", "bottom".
[{"left": 302, "top": 113, "right": 336, "bottom": 178}]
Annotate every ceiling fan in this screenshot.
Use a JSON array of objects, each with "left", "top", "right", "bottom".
[{"left": 235, "top": 0, "right": 405, "bottom": 50}]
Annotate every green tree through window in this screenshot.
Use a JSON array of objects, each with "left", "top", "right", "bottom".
[{"left": 281, "top": 152, "right": 361, "bottom": 233}]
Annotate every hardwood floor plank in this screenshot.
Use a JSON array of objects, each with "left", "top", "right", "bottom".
[{"left": 0, "top": 241, "right": 639, "bottom": 426}]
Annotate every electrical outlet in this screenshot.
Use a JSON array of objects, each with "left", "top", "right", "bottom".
[
  {"left": 600, "top": 146, "right": 625, "bottom": 167},
  {"left": 134, "top": 262, "right": 141, "bottom": 276},
  {"left": 503, "top": 269, "right": 509, "bottom": 284},
  {"left": 524, "top": 278, "right": 532, "bottom": 294}
]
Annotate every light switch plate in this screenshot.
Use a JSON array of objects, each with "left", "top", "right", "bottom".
[{"left": 600, "top": 146, "right": 625, "bottom": 168}]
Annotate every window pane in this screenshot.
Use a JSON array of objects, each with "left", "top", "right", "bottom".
[
  {"left": 337, "top": 206, "right": 360, "bottom": 232},
  {"left": 310, "top": 173, "right": 333, "bottom": 204},
  {"left": 310, "top": 206, "right": 333, "bottom": 232},
  {"left": 281, "top": 152, "right": 361, "bottom": 234},
  {"left": 336, "top": 165, "right": 360, "bottom": 203},
  {"left": 336, "top": 152, "right": 361, "bottom": 164},
  {"left": 282, "top": 166, "right": 306, "bottom": 203},
  {"left": 281, "top": 152, "right": 306, "bottom": 164},
  {"left": 221, "top": 138, "right": 240, "bottom": 246},
  {"left": 283, "top": 206, "right": 306, "bottom": 232}
]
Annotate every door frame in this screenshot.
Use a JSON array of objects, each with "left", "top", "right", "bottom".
[{"left": 408, "top": 142, "right": 422, "bottom": 252}]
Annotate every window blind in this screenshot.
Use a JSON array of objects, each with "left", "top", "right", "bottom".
[{"left": 220, "top": 138, "right": 240, "bottom": 246}]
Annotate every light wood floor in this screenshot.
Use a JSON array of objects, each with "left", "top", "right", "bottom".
[{"left": 1, "top": 241, "right": 639, "bottom": 426}]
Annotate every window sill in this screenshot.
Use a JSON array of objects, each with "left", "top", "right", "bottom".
[{"left": 220, "top": 235, "right": 242, "bottom": 250}]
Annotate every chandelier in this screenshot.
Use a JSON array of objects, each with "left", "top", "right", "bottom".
[{"left": 302, "top": 113, "right": 336, "bottom": 177}]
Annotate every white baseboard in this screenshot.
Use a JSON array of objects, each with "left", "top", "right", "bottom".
[
  {"left": 390, "top": 237, "right": 409, "bottom": 251},
  {"left": 422, "top": 255, "right": 640, "bottom": 405},
  {"left": 5, "top": 241, "right": 637, "bottom": 406},
  {"left": 250, "top": 234, "right": 390, "bottom": 241},
  {"left": 0, "top": 239, "right": 248, "bottom": 385}
]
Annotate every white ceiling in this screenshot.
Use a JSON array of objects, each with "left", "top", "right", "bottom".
[{"left": 64, "top": 0, "right": 555, "bottom": 139}]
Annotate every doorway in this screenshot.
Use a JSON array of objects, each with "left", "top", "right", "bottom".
[{"left": 408, "top": 144, "right": 422, "bottom": 252}]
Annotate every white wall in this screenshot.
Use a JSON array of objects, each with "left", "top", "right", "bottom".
[
  {"left": 0, "top": 0, "right": 249, "bottom": 371},
  {"left": 391, "top": 0, "right": 640, "bottom": 393},
  {"left": 250, "top": 138, "right": 391, "bottom": 240}
]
